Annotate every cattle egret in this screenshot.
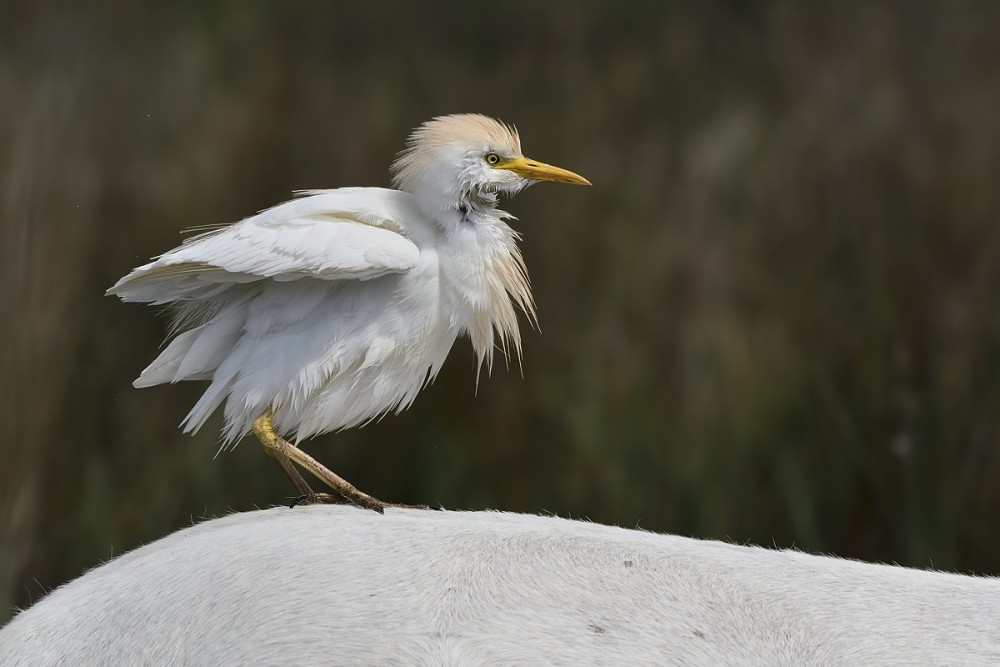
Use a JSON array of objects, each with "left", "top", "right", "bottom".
[{"left": 109, "top": 114, "right": 589, "bottom": 511}]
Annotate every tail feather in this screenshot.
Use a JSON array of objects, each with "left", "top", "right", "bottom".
[
  {"left": 175, "top": 311, "right": 243, "bottom": 380},
  {"left": 133, "top": 329, "right": 201, "bottom": 388},
  {"left": 134, "top": 314, "right": 243, "bottom": 387},
  {"left": 133, "top": 302, "right": 249, "bottom": 436},
  {"left": 181, "top": 371, "right": 236, "bottom": 435}
]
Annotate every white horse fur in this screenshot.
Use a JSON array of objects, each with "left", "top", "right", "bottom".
[{"left": 2, "top": 507, "right": 999, "bottom": 665}]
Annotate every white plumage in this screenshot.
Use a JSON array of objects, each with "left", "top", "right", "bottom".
[{"left": 109, "top": 114, "right": 588, "bottom": 505}]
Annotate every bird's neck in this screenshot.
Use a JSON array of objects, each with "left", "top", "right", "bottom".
[
  {"left": 433, "top": 205, "right": 536, "bottom": 375},
  {"left": 405, "top": 180, "right": 537, "bottom": 371},
  {"left": 408, "top": 179, "right": 500, "bottom": 225},
  {"left": 461, "top": 190, "right": 500, "bottom": 214}
]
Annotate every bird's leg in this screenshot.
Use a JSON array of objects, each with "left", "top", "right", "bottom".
[
  {"left": 251, "top": 409, "right": 388, "bottom": 513},
  {"left": 262, "top": 442, "right": 315, "bottom": 497},
  {"left": 251, "top": 411, "right": 314, "bottom": 497}
]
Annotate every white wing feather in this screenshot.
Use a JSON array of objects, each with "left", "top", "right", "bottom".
[{"left": 108, "top": 188, "right": 420, "bottom": 303}]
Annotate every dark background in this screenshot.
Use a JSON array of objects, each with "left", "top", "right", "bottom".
[{"left": 4, "top": 1, "right": 1000, "bottom": 624}]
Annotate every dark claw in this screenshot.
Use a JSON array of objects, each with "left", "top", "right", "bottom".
[{"left": 288, "top": 492, "right": 385, "bottom": 513}]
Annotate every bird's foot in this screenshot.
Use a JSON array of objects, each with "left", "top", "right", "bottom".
[
  {"left": 287, "top": 494, "right": 441, "bottom": 512},
  {"left": 289, "top": 492, "right": 339, "bottom": 508},
  {"left": 384, "top": 502, "right": 444, "bottom": 511},
  {"left": 289, "top": 491, "right": 387, "bottom": 514}
]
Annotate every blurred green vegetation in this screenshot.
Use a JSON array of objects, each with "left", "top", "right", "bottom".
[{"left": 4, "top": 0, "right": 1000, "bottom": 623}]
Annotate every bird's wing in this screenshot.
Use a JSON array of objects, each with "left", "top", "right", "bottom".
[{"left": 108, "top": 189, "right": 421, "bottom": 304}]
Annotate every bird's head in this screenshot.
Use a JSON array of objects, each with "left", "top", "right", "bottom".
[{"left": 391, "top": 114, "right": 590, "bottom": 214}]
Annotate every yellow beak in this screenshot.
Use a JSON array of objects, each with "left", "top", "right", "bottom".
[{"left": 497, "top": 156, "right": 591, "bottom": 186}]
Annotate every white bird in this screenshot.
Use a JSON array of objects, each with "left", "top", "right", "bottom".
[{"left": 108, "top": 114, "right": 589, "bottom": 511}]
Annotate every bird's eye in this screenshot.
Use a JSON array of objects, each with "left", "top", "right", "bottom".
[{"left": 485, "top": 153, "right": 500, "bottom": 165}]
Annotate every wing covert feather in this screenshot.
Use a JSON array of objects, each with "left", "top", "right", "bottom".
[{"left": 108, "top": 190, "right": 421, "bottom": 303}]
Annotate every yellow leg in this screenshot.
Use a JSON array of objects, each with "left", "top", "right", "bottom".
[
  {"left": 251, "top": 409, "right": 388, "bottom": 513},
  {"left": 253, "top": 422, "right": 314, "bottom": 498}
]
